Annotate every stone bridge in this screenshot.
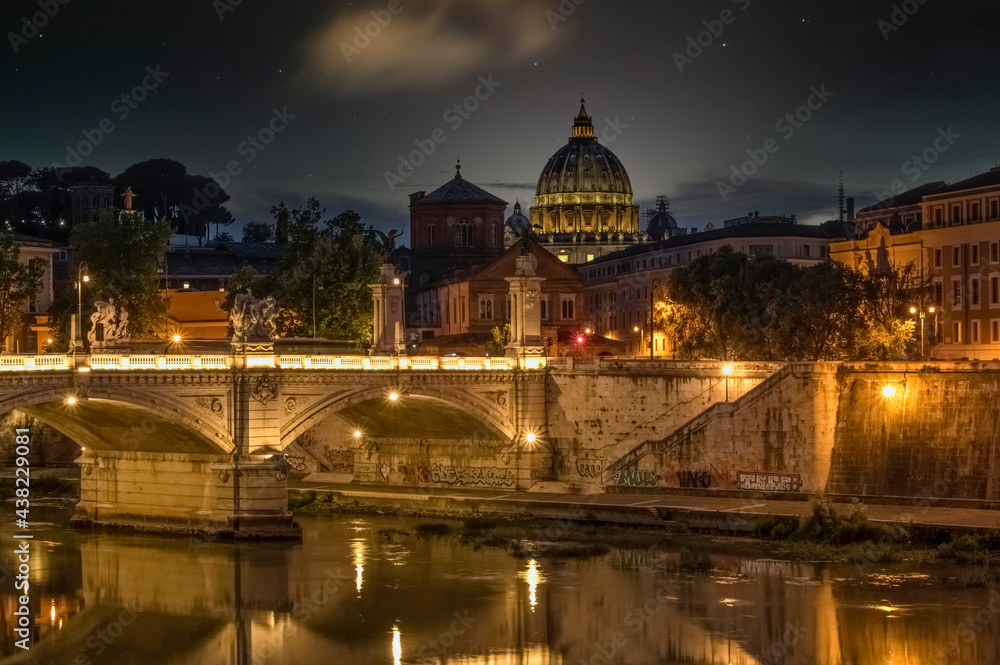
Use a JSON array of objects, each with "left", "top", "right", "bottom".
[{"left": 0, "top": 352, "right": 548, "bottom": 537}]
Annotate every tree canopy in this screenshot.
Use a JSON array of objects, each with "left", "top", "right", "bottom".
[
  {"left": 0, "top": 233, "right": 47, "bottom": 349},
  {"left": 662, "top": 246, "right": 917, "bottom": 361}
]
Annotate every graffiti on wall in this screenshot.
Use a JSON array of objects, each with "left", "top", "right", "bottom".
[
  {"left": 737, "top": 472, "right": 802, "bottom": 492},
  {"left": 430, "top": 465, "right": 515, "bottom": 488},
  {"left": 676, "top": 471, "right": 712, "bottom": 488},
  {"left": 354, "top": 463, "right": 379, "bottom": 483},
  {"left": 610, "top": 469, "right": 660, "bottom": 488},
  {"left": 575, "top": 458, "right": 607, "bottom": 478},
  {"left": 323, "top": 447, "right": 355, "bottom": 473}
]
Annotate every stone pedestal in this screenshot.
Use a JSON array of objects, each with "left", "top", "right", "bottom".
[
  {"left": 506, "top": 254, "right": 546, "bottom": 367},
  {"left": 370, "top": 264, "right": 404, "bottom": 355},
  {"left": 72, "top": 451, "right": 300, "bottom": 538}
]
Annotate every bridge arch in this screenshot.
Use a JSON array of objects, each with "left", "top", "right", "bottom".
[
  {"left": 280, "top": 384, "right": 517, "bottom": 448},
  {"left": 1, "top": 384, "right": 233, "bottom": 454}
]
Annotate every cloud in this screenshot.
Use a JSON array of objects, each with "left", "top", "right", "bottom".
[{"left": 299, "top": 0, "right": 557, "bottom": 94}]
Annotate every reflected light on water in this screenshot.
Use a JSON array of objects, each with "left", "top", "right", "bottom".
[
  {"left": 524, "top": 559, "right": 541, "bottom": 611},
  {"left": 352, "top": 540, "right": 366, "bottom": 594},
  {"left": 392, "top": 624, "right": 401, "bottom": 665}
]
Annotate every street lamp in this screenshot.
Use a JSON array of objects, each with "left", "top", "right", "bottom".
[
  {"left": 76, "top": 262, "right": 89, "bottom": 352},
  {"left": 908, "top": 296, "right": 932, "bottom": 359},
  {"left": 722, "top": 363, "right": 733, "bottom": 402},
  {"left": 633, "top": 325, "right": 642, "bottom": 357}
]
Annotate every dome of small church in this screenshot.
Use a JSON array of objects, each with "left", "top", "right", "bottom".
[
  {"left": 505, "top": 201, "right": 531, "bottom": 233},
  {"left": 535, "top": 99, "right": 634, "bottom": 201},
  {"left": 646, "top": 197, "right": 679, "bottom": 241}
]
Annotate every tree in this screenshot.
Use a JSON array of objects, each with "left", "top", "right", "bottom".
[
  {"left": 486, "top": 324, "right": 511, "bottom": 357},
  {"left": 223, "top": 201, "right": 382, "bottom": 344},
  {"left": 0, "top": 234, "right": 46, "bottom": 350},
  {"left": 66, "top": 209, "right": 171, "bottom": 339},
  {"left": 241, "top": 221, "right": 275, "bottom": 243},
  {"left": 213, "top": 231, "right": 235, "bottom": 242},
  {"left": 0, "top": 161, "right": 35, "bottom": 222}
]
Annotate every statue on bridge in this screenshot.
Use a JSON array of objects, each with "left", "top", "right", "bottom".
[
  {"left": 231, "top": 289, "right": 278, "bottom": 343},
  {"left": 87, "top": 299, "right": 130, "bottom": 348}
]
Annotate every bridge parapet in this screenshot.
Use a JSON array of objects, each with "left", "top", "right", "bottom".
[{"left": 0, "top": 354, "right": 538, "bottom": 372}]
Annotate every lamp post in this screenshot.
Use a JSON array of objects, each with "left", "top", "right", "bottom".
[
  {"left": 909, "top": 297, "right": 935, "bottom": 359},
  {"left": 633, "top": 325, "right": 642, "bottom": 357},
  {"left": 722, "top": 363, "right": 733, "bottom": 402},
  {"left": 76, "top": 262, "right": 89, "bottom": 352}
]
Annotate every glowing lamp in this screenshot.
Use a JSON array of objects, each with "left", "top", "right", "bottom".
[
  {"left": 585, "top": 328, "right": 591, "bottom": 334},
  {"left": 722, "top": 364, "right": 733, "bottom": 376},
  {"left": 909, "top": 307, "right": 917, "bottom": 314},
  {"left": 393, "top": 278, "right": 400, "bottom": 285},
  {"left": 66, "top": 396, "right": 77, "bottom": 405},
  {"left": 525, "top": 433, "right": 536, "bottom": 443},
  {"left": 633, "top": 326, "right": 640, "bottom": 333},
  {"left": 881, "top": 384, "right": 896, "bottom": 398},
  {"left": 172, "top": 334, "right": 181, "bottom": 343},
  {"left": 82, "top": 275, "right": 89, "bottom": 282},
  {"left": 928, "top": 306, "right": 935, "bottom": 313},
  {"left": 354, "top": 430, "right": 362, "bottom": 438},
  {"left": 576, "top": 336, "right": 584, "bottom": 344},
  {"left": 389, "top": 392, "right": 399, "bottom": 401}
]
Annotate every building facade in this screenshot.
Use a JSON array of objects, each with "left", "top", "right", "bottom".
[
  {"left": 7, "top": 234, "right": 59, "bottom": 354},
  {"left": 831, "top": 166, "right": 1000, "bottom": 360}
]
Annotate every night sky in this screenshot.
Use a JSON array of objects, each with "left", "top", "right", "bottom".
[{"left": 4, "top": 0, "right": 1000, "bottom": 237}]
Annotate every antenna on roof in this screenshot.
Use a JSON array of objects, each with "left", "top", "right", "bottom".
[{"left": 838, "top": 170, "right": 845, "bottom": 224}]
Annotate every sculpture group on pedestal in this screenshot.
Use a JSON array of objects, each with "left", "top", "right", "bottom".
[
  {"left": 230, "top": 290, "right": 278, "bottom": 343},
  {"left": 87, "top": 299, "right": 130, "bottom": 348}
]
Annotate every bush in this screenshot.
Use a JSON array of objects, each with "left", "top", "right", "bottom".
[
  {"left": 288, "top": 491, "right": 317, "bottom": 511},
  {"left": 937, "top": 534, "right": 990, "bottom": 565}
]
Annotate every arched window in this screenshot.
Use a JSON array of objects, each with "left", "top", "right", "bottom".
[
  {"left": 426, "top": 225, "right": 436, "bottom": 247},
  {"left": 490, "top": 224, "right": 497, "bottom": 247},
  {"left": 456, "top": 220, "right": 473, "bottom": 247},
  {"left": 561, "top": 298, "right": 575, "bottom": 320}
]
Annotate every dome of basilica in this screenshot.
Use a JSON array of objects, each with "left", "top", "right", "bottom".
[{"left": 535, "top": 100, "right": 634, "bottom": 202}]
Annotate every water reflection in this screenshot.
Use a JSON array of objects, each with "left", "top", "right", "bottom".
[{"left": 0, "top": 509, "right": 998, "bottom": 664}]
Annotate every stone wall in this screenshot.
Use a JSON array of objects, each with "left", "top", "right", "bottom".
[
  {"left": 544, "top": 359, "right": 783, "bottom": 488},
  {"left": 827, "top": 363, "right": 1000, "bottom": 501}
]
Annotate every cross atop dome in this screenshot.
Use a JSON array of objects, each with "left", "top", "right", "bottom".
[
  {"left": 572, "top": 97, "right": 595, "bottom": 139},
  {"left": 455, "top": 159, "right": 462, "bottom": 178}
]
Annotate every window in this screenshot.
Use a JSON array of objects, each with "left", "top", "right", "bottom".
[
  {"left": 540, "top": 298, "right": 548, "bottom": 320},
  {"left": 953, "top": 247, "right": 961, "bottom": 267},
  {"left": 489, "top": 224, "right": 497, "bottom": 247},
  {"left": 802, "top": 245, "right": 811, "bottom": 258},
  {"left": 992, "top": 277, "right": 999, "bottom": 305},
  {"left": 972, "top": 320, "right": 981, "bottom": 343},
  {"left": 952, "top": 205, "right": 962, "bottom": 225},
  {"left": 972, "top": 278, "right": 981, "bottom": 305},
  {"left": 972, "top": 202, "right": 981, "bottom": 222},
  {"left": 934, "top": 209, "right": 943, "bottom": 226},
  {"left": 953, "top": 321, "right": 963, "bottom": 343},
  {"left": 820, "top": 246, "right": 828, "bottom": 258},
  {"left": 992, "top": 243, "right": 999, "bottom": 264},
  {"left": 993, "top": 320, "right": 1000, "bottom": 343},
  {"left": 426, "top": 225, "right": 436, "bottom": 247},
  {"left": 558, "top": 253, "right": 569, "bottom": 263},
  {"left": 934, "top": 248, "right": 942, "bottom": 268},
  {"left": 561, "top": 298, "right": 575, "bottom": 320},
  {"left": 972, "top": 245, "right": 980, "bottom": 265},
  {"left": 992, "top": 200, "right": 999, "bottom": 220},
  {"left": 456, "top": 220, "right": 473, "bottom": 247},
  {"left": 934, "top": 281, "right": 943, "bottom": 306},
  {"left": 749, "top": 245, "right": 773, "bottom": 257},
  {"left": 953, "top": 279, "right": 962, "bottom": 307},
  {"left": 586, "top": 253, "right": 595, "bottom": 262},
  {"left": 479, "top": 298, "right": 493, "bottom": 320}
]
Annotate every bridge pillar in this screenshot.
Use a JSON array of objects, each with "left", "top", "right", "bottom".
[
  {"left": 72, "top": 451, "right": 297, "bottom": 537},
  {"left": 505, "top": 255, "right": 546, "bottom": 368}
]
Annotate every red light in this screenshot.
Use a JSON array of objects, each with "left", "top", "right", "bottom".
[{"left": 576, "top": 335, "right": 584, "bottom": 344}]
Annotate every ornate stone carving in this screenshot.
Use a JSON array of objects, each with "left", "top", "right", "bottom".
[
  {"left": 483, "top": 390, "right": 508, "bottom": 407},
  {"left": 218, "top": 469, "right": 230, "bottom": 483},
  {"left": 87, "top": 299, "right": 130, "bottom": 347},
  {"left": 283, "top": 396, "right": 303, "bottom": 415},
  {"left": 231, "top": 290, "right": 278, "bottom": 343},
  {"left": 196, "top": 397, "right": 225, "bottom": 419},
  {"left": 250, "top": 374, "right": 279, "bottom": 405}
]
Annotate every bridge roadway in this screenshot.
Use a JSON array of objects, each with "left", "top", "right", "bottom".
[{"left": 291, "top": 480, "right": 1000, "bottom": 532}]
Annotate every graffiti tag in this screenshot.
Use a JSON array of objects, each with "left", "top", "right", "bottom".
[
  {"left": 575, "top": 458, "right": 607, "bottom": 478},
  {"left": 676, "top": 471, "right": 711, "bottom": 488},
  {"left": 611, "top": 469, "right": 660, "bottom": 488},
  {"left": 430, "top": 465, "right": 515, "bottom": 488},
  {"left": 737, "top": 472, "right": 802, "bottom": 492}
]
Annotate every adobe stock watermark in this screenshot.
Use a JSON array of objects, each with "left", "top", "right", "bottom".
[
  {"left": 416, "top": 610, "right": 477, "bottom": 659},
  {"left": 546, "top": 0, "right": 587, "bottom": 31},
  {"left": 383, "top": 74, "right": 502, "bottom": 192},
  {"left": 673, "top": 0, "right": 751, "bottom": 73},
  {"left": 870, "top": 127, "right": 960, "bottom": 204},
  {"left": 213, "top": 0, "right": 244, "bottom": 22},
  {"left": 50, "top": 65, "right": 170, "bottom": 173},
  {"left": 179, "top": 107, "right": 297, "bottom": 225},
  {"left": 716, "top": 84, "right": 834, "bottom": 202},
  {"left": 341, "top": 0, "right": 410, "bottom": 62},
  {"left": 7, "top": 0, "right": 71, "bottom": 54},
  {"left": 878, "top": 0, "right": 931, "bottom": 41}
]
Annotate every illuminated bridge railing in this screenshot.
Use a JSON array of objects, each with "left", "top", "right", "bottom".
[{"left": 0, "top": 355, "right": 527, "bottom": 372}]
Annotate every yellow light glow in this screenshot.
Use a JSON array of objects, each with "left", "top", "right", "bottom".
[
  {"left": 525, "top": 432, "right": 536, "bottom": 443},
  {"left": 909, "top": 307, "right": 917, "bottom": 314},
  {"left": 172, "top": 334, "right": 181, "bottom": 343},
  {"left": 66, "top": 396, "right": 76, "bottom": 405},
  {"left": 392, "top": 625, "right": 402, "bottom": 665},
  {"left": 634, "top": 326, "right": 640, "bottom": 332},
  {"left": 353, "top": 540, "right": 365, "bottom": 594},
  {"left": 393, "top": 278, "right": 400, "bottom": 285},
  {"left": 928, "top": 306, "right": 935, "bottom": 313},
  {"left": 50, "top": 603, "right": 55, "bottom": 622},
  {"left": 82, "top": 275, "right": 89, "bottom": 282},
  {"left": 354, "top": 430, "right": 363, "bottom": 438},
  {"left": 46, "top": 338, "right": 52, "bottom": 344},
  {"left": 77, "top": 367, "right": 90, "bottom": 373},
  {"left": 585, "top": 328, "right": 591, "bottom": 334},
  {"left": 722, "top": 364, "right": 733, "bottom": 376},
  {"left": 521, "top": 559, "right": 542, "bottom": 611},
  {"left": 881, "top": 384, "right": 897, "bottom": 398},
  {"left": 388, "top": 392, "right": 399, "bottom": 401}
]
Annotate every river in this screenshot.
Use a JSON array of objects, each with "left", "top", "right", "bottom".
[{"left": 1, "top": 505, "right": 998, "bottom": 664}]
